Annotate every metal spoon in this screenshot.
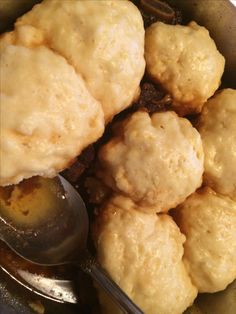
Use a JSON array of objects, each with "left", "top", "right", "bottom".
[
  {"left": 0, "top": 241, "right": 78, "bottom": 304},
  {"left": 0, "top": 176, "right": 143, "bottom": 314}
]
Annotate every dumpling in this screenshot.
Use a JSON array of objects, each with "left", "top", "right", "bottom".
[
  {"left": 96, "top": 111, "right": 203, "bottom": 212},
  {"left": 173, "top": 188, "right": 236, "bottom": 293},
  {"left": 0, "top": 40, "right": 104, "bottom": 186},
  {"left": 145, "top": 21, "right": 225, "bottom": 115},
  {"left": 93, "top": 194, "right": 197, "bottom": 314},
  {"left": 15, "top": 0, "right": 145, "bottom": 122},
  {"left": 198, "top": 89, "right": 236, "bottom": 201}
]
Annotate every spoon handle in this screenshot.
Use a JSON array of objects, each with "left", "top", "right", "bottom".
[{"left": 78, "top": 250, "right": 144, "bottom": 314}]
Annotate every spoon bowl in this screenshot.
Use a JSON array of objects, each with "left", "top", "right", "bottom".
[
  {"left": 0, "top": 241, "right": 78, "bottom": 304},
  {"left": 0, "top": 176, "right": 143, "bottom": 314},
  {"left": 0, "top": 176, "right": 88, "bottom": 265}
]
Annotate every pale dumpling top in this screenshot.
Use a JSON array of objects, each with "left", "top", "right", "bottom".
[
  {"left": 16, "top": 0, "right": 146, "bottom": 122},
  {"left": 198, "top": 89, "right": 236, "bottom": 201},
  {"left": 145, "top": 21, "right": 225, "bottom": 115},
  {"left": 96, "top": 111, "right": 204, "bottom": 212}
]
